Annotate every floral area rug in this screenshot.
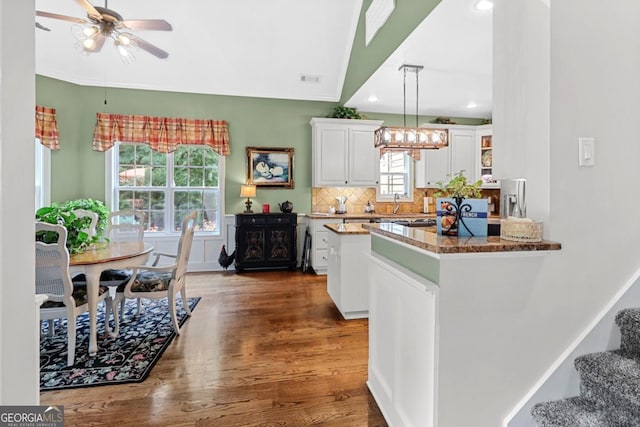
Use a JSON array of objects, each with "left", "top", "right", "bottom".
[{"left": 40, "top": 297, "right": 200, "bottom": 391}]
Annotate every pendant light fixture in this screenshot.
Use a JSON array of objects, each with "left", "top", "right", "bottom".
[{"left": 374, "top": 65, "right": 449, "bottom": 150}]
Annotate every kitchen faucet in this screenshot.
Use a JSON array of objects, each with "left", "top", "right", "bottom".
[{"left": 393, "top": 193, "right": 401, "bottom": 214}]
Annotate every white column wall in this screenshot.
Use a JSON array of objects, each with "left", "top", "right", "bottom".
[
  {"left": 0, "top": 0, "right": 39, "bottom": 404},
  {"left": 493, "top": 0, "right": 550, "bottom": 225},
  {"left": 491, "top": 0, "right": 640, "bottom": 426}
]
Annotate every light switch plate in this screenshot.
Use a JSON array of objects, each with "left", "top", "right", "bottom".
[{"left": 578, "top": 137, "right": 595, "bottom": 166}]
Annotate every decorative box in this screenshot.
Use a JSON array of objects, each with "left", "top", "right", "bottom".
[{"left": 436, "top": 198, "right": 488, "bottom": 237}]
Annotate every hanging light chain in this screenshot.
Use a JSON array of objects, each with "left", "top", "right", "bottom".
[{"left": 415, "top": 66, "right": 419, "bottom": 128}]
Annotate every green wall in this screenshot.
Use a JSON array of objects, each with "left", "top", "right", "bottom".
[{"left": 36, "top": 75, "right": 483, "bottom": 214}]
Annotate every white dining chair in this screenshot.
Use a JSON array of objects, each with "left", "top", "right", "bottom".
[
  {"left": 48, "top": 208, "right": 100, "bottom": 336},
  {"left": 36, "top": 221, "right": 112, "bottom": 366},
  {"left": 102, "top": 210, "right": 147, "bottom": 319},
  {"left": 111, "top": 211, "right": 197, "bottom": 336}
]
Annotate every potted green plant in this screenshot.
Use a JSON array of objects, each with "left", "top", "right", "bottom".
[
  {"left": 434, "top": 171, "right": 483, "bottom": 200},
  {"left": 327, "top": 105, "right": 366, "bottom": 119},
  {"left": 36, "top": 198, "right": 109, "bottom": 253},
  {"left": 434, "top": 171, "right": 486, "bottom": 237}
]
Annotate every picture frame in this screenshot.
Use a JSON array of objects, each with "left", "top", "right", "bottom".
[{"left": 246, "top": 146, "right": 295, "bottom": 189}]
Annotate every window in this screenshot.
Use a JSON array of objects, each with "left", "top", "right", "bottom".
[
  {"left": 35, "top": 139, "right": 51, "bottom": 209},
  {"left": 377, "top": 151, "right": 413, "bottom": 200},
  {"left": 110, "top": 143, "right": 223, "bottom": 234}
]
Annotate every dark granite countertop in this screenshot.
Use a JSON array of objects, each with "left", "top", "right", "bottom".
[
  {"left": 324, "top": 223, "right": 369, "bottom": 235},
  {"left": 306, "top": 212, "right": 437, "bottom": 220},
  {"left": 362, "top": 223, "right": 561, "bottom": 254}
]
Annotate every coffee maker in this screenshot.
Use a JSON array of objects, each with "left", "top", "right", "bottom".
[{"left": 500, "top": 178, "right": 526, "bottom": 218}]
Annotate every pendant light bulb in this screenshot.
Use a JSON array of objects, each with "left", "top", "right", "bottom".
[{"left": 83, "top": 38, "right": 96, "bottom": 49}]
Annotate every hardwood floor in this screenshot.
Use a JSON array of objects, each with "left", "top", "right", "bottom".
[{"left": 40, "top": 271, "right": 388, "bottom": 426}]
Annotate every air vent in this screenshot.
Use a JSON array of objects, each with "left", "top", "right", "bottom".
[{"left": 300, "top": 74, "right": 321, "bottom": 83}]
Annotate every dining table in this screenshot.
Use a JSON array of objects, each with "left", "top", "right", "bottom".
[{"left": 69, "top": 241, "right": 154, "bottom": 356}]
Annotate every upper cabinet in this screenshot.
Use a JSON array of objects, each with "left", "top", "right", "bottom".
[
  {"left": 415, "top": 124, "right": 493, "bottom": 188},
  {"left": 310, "top": 118, "right": 384, "bottom": 187}
]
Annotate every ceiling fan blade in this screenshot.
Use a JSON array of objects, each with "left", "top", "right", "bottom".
[
  {"left": 120, "top": 19, "right": 172, "bottom": 31},
  {"left": 35, "top": 22, "right": 51, "bottom": 31},
  {"left": 84, "top": 32, "right": 106, "bottom": 53},
  {"left": 128, "top": 34, "right": 169, "bottom": 59},
  {"left": 36, "top": 11, "right": 87, "bottom": 24},
  {"left": 73, "top": 0, "right": 102, "bottom": 20}
]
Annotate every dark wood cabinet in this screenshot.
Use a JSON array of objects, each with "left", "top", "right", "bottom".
[{"left": 234, "top": 213, "right": 297, "bottom": 272}]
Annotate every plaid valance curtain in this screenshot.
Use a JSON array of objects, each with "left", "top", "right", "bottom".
[
  {"left": 35, "top": 106, "right": 60, "bottom": 150},
  {"left": 92, "top": 113, "right": 231, "bottom": 155}
]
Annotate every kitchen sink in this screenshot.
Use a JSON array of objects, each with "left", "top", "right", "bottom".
[{"left": 372, "top": 218, "right": 437, "bottom": 227}]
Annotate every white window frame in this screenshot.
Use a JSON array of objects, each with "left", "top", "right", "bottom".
[
  {"left": 35, "top": 139, "right": 51, "bottom": 209},
  {"left": 376, "top": 151, "right": 414, "bottom": 202},
  {"left": 105, "top": 142, "right": 225, "bottom": 236}
]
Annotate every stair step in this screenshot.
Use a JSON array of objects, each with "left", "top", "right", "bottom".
[
  {"left": 616, "top": 308, "right": 640, "bottom": 355},
  {"left": 575, "top": 351, "right": 640, "bottom": 416},
  {"left": 531, "top": 396, "right": 624, "bottom": 426}
]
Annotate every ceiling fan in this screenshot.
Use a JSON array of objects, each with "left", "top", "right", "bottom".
[{"left": 36, "top": 0, "right": 172, "bottom": 60}]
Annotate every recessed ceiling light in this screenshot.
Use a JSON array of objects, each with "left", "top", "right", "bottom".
[
  {"left": 368, "top": 95, "right": 378, "bottom": 102},
  {"left": 475, "top": 0, "right": 494, "bottom": 11},
  {"left": 466, "top": 101, "right": 477, "bottom": 109}
]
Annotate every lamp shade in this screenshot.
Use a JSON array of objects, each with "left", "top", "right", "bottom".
[{"left": 240, "top": 184, "right": 256, "bottom": 198}]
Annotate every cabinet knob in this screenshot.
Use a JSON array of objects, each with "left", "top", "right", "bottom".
[
  {"left": 276, "top": 218, "right": 282, "bottom": 222},
  {"left": 251, "top": 218, "right": 256, "bottom": 223}
]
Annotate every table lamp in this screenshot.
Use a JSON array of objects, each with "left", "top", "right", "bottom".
[{"left": 240, "top": 184, "right": 257, "bottom": 213}]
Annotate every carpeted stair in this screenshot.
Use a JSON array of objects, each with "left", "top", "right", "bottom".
[{"left": 531, "top": 308, "right": 640, "bottom": 426}]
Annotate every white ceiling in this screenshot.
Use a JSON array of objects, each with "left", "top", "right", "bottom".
[
  {"left": 34, "top": 0, "right": 492, "bottom": 118},
  {"left": 346, "top": 0, "right": 493, "bottom": 119}
]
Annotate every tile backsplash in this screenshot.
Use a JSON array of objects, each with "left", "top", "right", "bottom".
[{"left": 312, "top": 187, "right": 501, "bottom": 216}]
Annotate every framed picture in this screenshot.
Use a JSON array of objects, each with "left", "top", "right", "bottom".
[{"left": 246, "top": 146, "right": 295, "bottom": 188}]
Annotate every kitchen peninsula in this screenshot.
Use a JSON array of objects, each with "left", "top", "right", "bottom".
[
  {"left": 324, "top": 223, "right": 370, "bottom": 319},
  {"left": 305, "top": 212, "right": 438, "bottom": 274},
  {"left": 361, "top": 223, "right": 561, "bottom": 427}
]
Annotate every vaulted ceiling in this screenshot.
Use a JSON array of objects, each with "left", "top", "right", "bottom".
[{"left": 34, "top": 0, "right": 492, "bottom": 118}]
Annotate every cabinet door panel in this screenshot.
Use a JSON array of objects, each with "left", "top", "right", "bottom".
[
  {"left": 266, "top": 227, "right": 294, "bottom": 262},
  {"left": 450, "top": 130, "right": 476, "bottom": 182},
  {"left": 237, "top": 228, "right": 266, "bottom": 263},
  {"left": 423, "top": 146, "right": 450, "bottom": 187},
  {"left": 315, "top": 128, "right": 349, "bottom": 186},
  {"left": 349, "top": 129, "right": 379, "bottom": 186}
]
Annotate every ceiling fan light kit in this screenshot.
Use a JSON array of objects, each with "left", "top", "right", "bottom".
[
  {"left": 374, "top": 64, "right": 449, "bottom": 150},
  {"left": 37, "top": 0, "right": 172, "bottom": 62}
]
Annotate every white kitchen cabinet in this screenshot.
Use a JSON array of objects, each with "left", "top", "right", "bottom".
[
  {"left": 327, "top": 228, "right": 370, "bottom": 319},
  {"left": 450, "top": 128, "right": 476, "bottom": 182},
  {"left": 415, "top": 125, "right": 482, "bottom": 188},
  {"left": 414, "top": 144, "right": 451, "bottom": 187},
  {"left": 310, "top": 118, "right": 384, "bottom": 187},
  {"left": 308, "top": 218, "right": 342, "bottom": 275},
  {"left": 367, "top": 252, "right": 438, "bottom": 427}
]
